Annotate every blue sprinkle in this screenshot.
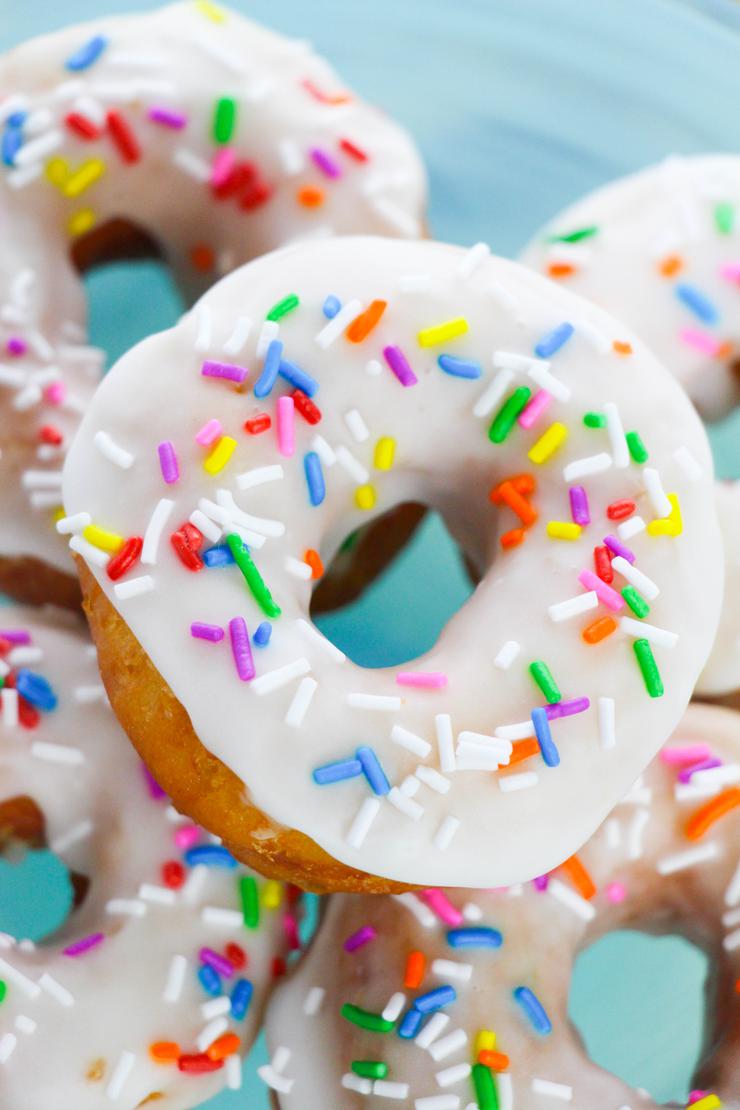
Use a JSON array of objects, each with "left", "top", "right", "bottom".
[
  {"left": 65, "top": 34, "right": 108, "bottom": 72},
  {"left": 231, "top": 978, "right": 254, "bottom": 1019},
  {"left": 254, "top": 339, "right": 283, "bottom": 398},
  {"left": 15, "top": 670, "right": 57, "bottom": 712},
  {"left": 513, "top": 986, "right": 552, "bottom": 1035},
  {"left": 198, "top": 964, "right": 222, "bottom": 997},
  {"left": 253, "top": 621, "right": 272, "bottom": 647},
  {"left": 323, "top": 295, "right": 342, "bottom": 319},
  {"left": 6, "top": 111, "right": 26, "bottom": 128},
  {"left": 413, "top": 985, "right": 457, "bottom": 1014},
  {"left": 675, "top": 283, "right": 719, "bottom": 326},
  {"left": 279, "top": 359, "right": 319, "bottom": 397},
  {"left": 304, "top": 451, "right": 325, "bottom": 507},
  {"left": 312, "top": 758, "right": 363, "bottom": 786},
  {"left": 531, "top": 706, "right": 560, "bottom": 767},
  {"left": 203, "top": 544, "right": 236, "bottom": 567},
  {"left": 356, "top": 746, "right": 390, "bottom": 796},
  {"left": 534, "top": 321, "right": 574, "bottom": 358},
  {"left": 184, "top": 845, "right": 238, "bottom": 869},
  {"left": 398, "top": 1007, "right": 424, "bottom": 1039},
  {"left": 2, "top": 124, "right": 23, "bottom": 167},
  {"left": 437, "top": 354, "right": 482, "bottom": 379},
  {"left": 446, "top": 927, "right": 503, "bottom": 949}
]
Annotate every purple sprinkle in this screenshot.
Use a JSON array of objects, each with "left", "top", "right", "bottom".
[
  {"left": 310, "top": 146, "right": 342, "bottom": 179},
  {"left": 63, "top": 932, "right": 104, "bottom": 957},
  {"left": 201, "top": 360, "right": 249, "bottom": 384},
  {"left": 229, "top": 617, "right": 255, "bottom": 681},
  {"left": 603, "top": 534, "right": 635, "bottom": 564},
  {"left": 6, "top": 337, "right": 26, "bottom": 357},
  {"left": 678, "top": 757, "right": 722, "bottom": 784},
  {"left": 157, "top": 440, "right": 180, "bottom": 484},
  {"left": 200, "top": 947, "right": 235, "bottom": 978},
  {"left": 383, "top": 345, "right": 418, "bottom": 387},
  {"left": 148, "top": 106, "right": 188, "bottom": 129},
  {"left": 191, "top": 622, "right": 225, "bottom": 642},
  {"left": 568, "top": 485, "right": 590, "bottom": 526},
  {"left": 0, "top": 629, "right": 31, "bottom": 645},
  {"left": 544, "top": 697, "right": 591, "bottom": 720},
  {"left": 532, "top": 875, "right": 549, "bottom": 892},
  {"left": 343, "top": 925, "right": 377, "bottom": 952},
  {"left": 141, "top": 763, "right": 167, "bottom": 799}
]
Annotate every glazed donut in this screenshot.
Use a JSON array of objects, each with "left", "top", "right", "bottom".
[
  {"left": 264, "top": 702, "right": 740, "bottom": 1110},
  {"left": 0, "top": 1, "right": 425, "bottom": 608},
  {"left": 62, "top": 236, "right": 723, "bottom": 893},
  {"left": 520, "top": 155, "right": 740, "bottom": 697},
  {"left": 0, "top": 605, "right": 301, "bottom": 1108}
]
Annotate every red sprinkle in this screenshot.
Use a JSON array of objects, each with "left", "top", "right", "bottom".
[
  {"left": 593, "top": 544, "right": 614, "bottom": 584},
  {"left": 106, "top": 536, "right": 143, "bottom": 582},
  {"left": 606, "top": 499, "right": 636, "bottom": 521},
  {"left": 106, "top": 109, "right": 141, "bottom": 163},
  {"left": 225, "top": 942, "right": 247, "bottom": 970},
  {"left": 177, "top": 1053, "right": 224, "bottom": 1074},
  {"left": 39, "top": 424, "right": 63, "bottom": 446},
  {"left": 292, "top": 389, "right": 322, "bottom": 425},
  {"left": 162, "top": 860, "right": 186, "bottom": 889},
  {"left": 64, "top": 112, "right": 101, "bottom": 140},
  {"left": 271, "top": 956, "right": 287, "bottom": 979},
  {"left": 244, "top": 414, "right": 271, "bottom": 435},
  {"left": 171, "top": 526, "right": 203, "bottom": 572},
  {"left": 240, "top": 180, "right": 273, "bottom": 211},
  {"left": 18, "top": 698, "right": 40, "bottom": 730},
  {"left": 213, "top": 160, "right": 257, "bottom": 201},
  {"left": 339, "top": 137, "right": 369, "bottom": 162}
]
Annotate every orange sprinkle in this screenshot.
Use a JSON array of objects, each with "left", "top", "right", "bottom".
[
  {"left": 478, "top": 1049, "right": 510, "bottom": 1071},
  {"left": 190, "top": 244, "right": 214, "bottom": 272},
  {"left": 490, "top": 473, "right": 536, "bottom": 502},
  {"left": 503, "top": 737, "right": 540, "bottom": 769},
  {"left": 582, "top": 615, "right": 617, "bottom": 644},
  {"left": 560, "top": 854, "right": 596, "bottom": 900},
  {"left": 149, "top": 1041, "right": 180, "bottom": 1063},
  {"left": 297, "top": 185, "right": 324, "bottom": 208},
  {"left": 495, "top": 480, "right": 537, "bottom": 527},
  {"left": 716, "top": 340, "right": 734, "bottom": 360},
  {"left": 303, "top": 548, "right": 324, "bottom": 579},
  {"left": 612, "top": 340, "right": 632, "bottom": 356},
  {"left": 685, "top": 787, "right": 740, "bottom": 841},
  {"left": 547, "top": 262, "right": 575, "bottom": 279},
  {"left": 658, "top": 254, "right": 683, "bottom": 277},
  {"left": 404, "top": 950, "right": 426, "bottom": 989},
  {"left": 346, "top": 299, "right": 388, "bottom": 343},
  {"left": 207, "top": 1032, "right": 241, "bottom": 1061},
  {"left": 500, "top": 527, "right": 526, "bottom": 550}
]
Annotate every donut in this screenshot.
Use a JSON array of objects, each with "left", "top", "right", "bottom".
[
  {"left": 520, "top": 155, "right": 740, "bottom": 697},
  {"left": 0, "top": 605, "right": 302, "bottom": 1108},
  {"left": 264, "top": 702, "right": 740, "bottom": 1110},
  {"left": 61, "top": 235, "right": 723, "bottom": 893},
  {"left": 0, "top": 1, "right": 426, "bottom": 609}
]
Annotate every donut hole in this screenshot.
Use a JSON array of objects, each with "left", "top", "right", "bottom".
[
  {"left": 0, "top": 796, "right": 76, "bottom": 943},
  {"left": 311, "top": 502, "right": 476, "bottom": 668},
  {"left": 569, "top": 928, "right": 712, "bottom": 1102}
]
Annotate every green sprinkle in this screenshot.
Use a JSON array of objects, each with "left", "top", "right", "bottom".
[
  {"left": 715, "top": 201, "right": 734, "bottom": 235},
  {"left": 226, "top": 533, "right": 281, "bottom": 617},
  {"left": 626, "top": 430, "right": 648, "bottom": 463},
  {"left": 213, "top": 96, "right": 237, "bottom": 144},
  {"left": 0, "top": 980, "right": 6, "bottom": 1004},
  {"left": 583, "top": 411, "right": 606, "bottom": 428},
  {"left": 488, "top": 386, "right": 531, "bottom": 444},
  {"left": 351, "top": 1061, "right": 389, "bottom": 1079},
  {"left": 341, "top": 1004, "right": 394, "bottom": 1033},
  {"left": 548, "top": 225, "right": 599, "bottom": 244},
  {"left": 472, "top": 1062, "right": 499, "bottom": 1110},
  {"left": 622, "top": 585, "right": 650, "bottom": 618},
  {"left": 529, "top": 660, "right": 561, "bottom": 705},
  {"left": 633, "top": 638, "right": 664, "bottom": 698},
  {"left": 239, "top": 875, "right": 260, "bottom": 929},
  {"left": 266, "top": 293, "right": 300, "bottom": 322}
]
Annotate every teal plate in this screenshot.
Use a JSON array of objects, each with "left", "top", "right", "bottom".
[{"left": 1, "top": 0, "right": 738, "bottom": 1105}]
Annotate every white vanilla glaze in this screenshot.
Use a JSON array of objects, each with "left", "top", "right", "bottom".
[
  {"left": 0, "top": 606, "right": 299, "bottom": 1109},
  {"left": 0, "top": 1, "right": 426, "bottom": 577},
  {"left": 62, "top": 237, "right": 723, "bottom": 889},
  {"left": 520, "top": 155, "right": 740, "bottom": 695},
  {"left": 265, "top": 703, "right": 740, "bottom": 1110}
]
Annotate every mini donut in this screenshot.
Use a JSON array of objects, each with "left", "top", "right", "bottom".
[
  {"left": 520, "top": 155, "right": 740, "bottom": 697},
  {"left": 0, "top": 605, "right": 302, "bottom": 1108},
  {"left": 264, "top": 702, "right": 740, "bottom": 1110},
  {"left": 0, "top": 1, "right": 426, "bottom": 608},
  {"left": 62, "top": 236, "right": 723, "bottom": 893}
]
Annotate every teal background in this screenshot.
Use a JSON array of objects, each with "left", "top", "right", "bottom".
[{"left": 1, "top": 0, "right": 739, "bottom": 1104}]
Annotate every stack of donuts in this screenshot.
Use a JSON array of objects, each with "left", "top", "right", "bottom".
[{"left": 0, "top": 4, "right": 737, "bottom": 1109}]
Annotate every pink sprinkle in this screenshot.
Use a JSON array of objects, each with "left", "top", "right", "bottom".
[
  {"left": 344, "top": 925, "right": 376, "bottom": 952},
  {"left": 578, "top": 569, "right": 624, "bottom": 612},
  {"left": 310, "top": 147, "right": 342, "bottom": 179},
  {"left": 190, "top": 621, "right": 224, "bottom": 642},
  {"left": 63, "top": 932, "right": 104, "bottom": 957},
  {"left": 532, "top": 875, "right": 549, "bottom": 892},
  {"left": 200, "top": 947, "right": 235, "bottom": 978},
  {"left": 211, "top": 147, "right": 236, "bottom": 188},
  {"left": 148, "top": 106, "right": 188, "bottom": 129},
  {"left": 6, "top": 337, "right": 27, "bottom": 357},
  {"left": 719, "top": 261, "right": 740, "bottom": 282},
  {"left": 141, "top": 763, "right": 166, "bottom": 799},
  {"left": 43, "top": 381, "right": 66, "bottom": 406},
  {"left": 283, "top": 912, "right": 301, "bottom": 952},
  {"left": 660, "top": 743, "right": 713, "bottom": 766},
  {"left": 688, "top": 1094, "right": 711, "bottom": 1105},
  {"left": 569, "top": 485, "right": 590, "bottom": 526},
  {"left": 419, "top": 889, "right": 464, "bottom": 926},
  {"left": 0, "top": 629, "right": 31, "bottom": 645},
  {"left": 383, "top": 345, "right": 418, "bottom": 388},
  {"left": 396, "top": 672, "right": 448, "bottom": 689},
  {"left": 229, "top": 616, "right": 255, "bottom": 681},
  {"left": 679, "top": 328, "right": 722, "bottom": 357},
  {"left": 518, "top": 388, "right": 552, "bottom": 429},
  {"left": 195, "top": 418, "right": 222, "bottom": 446},
  {"left": 157, "top": 440, "right": 179, "bottom": 484},
  {"left": 606, "top": 882, "right": 626, "bottom": 904},
  {"left": 678, "top": 757, "right": 722, "bottom": 783},
  {"left": 277, "top": 395, "right": 295, "bottom": 457},
  {"left": 201, "top": 360, "right": 248, "bottom": 384},
  {"left": 174, "top": 824, "right": 202, "bottom": 850}
]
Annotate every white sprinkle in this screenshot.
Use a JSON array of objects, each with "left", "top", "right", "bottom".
[
  {"left": 458, "top": 241, "right": 490, "bottom": 279},
  {"left": 285, "top": 555, "right": 313, "bottom": 580},
  {"left": 563, "top": 452, "right": 612, "bottom": 482},
  {"left": 431, "top": 961, "right": 472, "bottom": 985},
  {"left": 603, "top": 401, "right": 629, "bottom": 468},
  {"left": 285, "top": 677, "right": 318, "bottom": 728},
  {"left": 256, "top": 319, "right": 280, "bottom": 359},
  {"left": 382, "top": 991, "right": 406, "bottom": 1022},
  {"left": 375, "top": 1080, "right": 410, "bottom": 1100},
  {"left": 202, "top": 996, "right": 231, "bottom": 1020},
  {"left": 7, "top": 646, "right": 41, "bottom": 666},
  {"left": 434, "top": 815, "right": 460, "bottom": 850},
  {"left": 724, "top": 907, "right": 740, "bottom": 928},
  {"left": 724, "top": 860, "right": 740, "bottom": 906},
  {"left": 31, "top": 741, "right": 84, "bottom": 765},
  {"left": 113, "top": 575, "right": 155, "bottom": 601},
  {"left": 0, "top": 959, "right": 40, "bottom": 999},
  {"left": 189, "top": 509, "right": 221, "bottom": 543},
  {"left": 336, "top": 444, "right": 369, "bottom": 484},
  {"left": 347, "top": 692, "right": 402, "bottom": 711},
  {"left": 494, "top": 640, "right": 521, "bottom": 670},
  {"left": 51, "top": 819, "right": 92, "bottom": 854},
  {"left": 310, "top": 433, "right": 336, "bottom": 467},
  {"left": 347, "top": 797, "right": 381, "bottom": 848},
  {"left": 0, "top": 365, "right": 26, "bottom": 388},
  {"left": 343, "top": 1074, "right": 373, "bottom": 1095},
  {"left": 14, "top": 128, "right": 64, "bottom": 167},
  {"left": 303, "top": 986, "right": 325, "bottom": 1016},
  {"left": 548, "top": 591, "right": 598, "bottom": 622},
  {"left": 548, "top": 878, "right": 596, "bottom": 921},
  {"left": 472, "top": 368, "right": 513, "bottom": 418},
  {"left": 388, "top": 787, "right": 424, "bottom": 821},
  {"left": 617, "top": 515, "right": 646, "bottom": 540},
  {"left": 55, "top": 511, "right": 91, "bottom": 535},
  {"left": 531, "top": 1078, "right": 573, "bottom": 1101},
  {"left": 73, "top": 684, "right": 105, "bottom": 705},
  {"left": 236, "top": 464, "right": 284, "bottom": 490},
  {"left": 458, "top": 732, "right": 512, "bottom": 760},
  {"left": 462, "top": 902, "right": 483, "bottom": 921},
  {"left": 223, "top": 315, "right": 252, "bottom": 356},
  {"left": 372, "top": 196, "right": 421, "bottom": 237},
  {"left": 37, "top": 972, "right": 73, "bottom": 1007},
  {"left": 163, "top": 955, "right": 188, "bottom": 1003},
  {"left": 182, "top": 864, "right": 209, "bottom": 905},
  {"left": 278, "top": 137, "right": 304, "bottom": 174},
  {"left": 14, "top": 1015, "right": 36, "bottom": 1035},
  {"left": 675, "top": 781, "right": 720, "bottom": 803},
  {"left": 194, "top": 305, "right": 212, "bottom": 352},
  {"left": 627, "top": 809, "right": 650, "bottom": 860},
  {"left": 674, "top": 445, "right": 703, "bottom": 481},
  {"left": 390, "top": 725, "right": 431, "bottom": 758},
  {"left": 344, "top": 407, "right": 370, "bottom": 443},
  {"left": 30, "top": 491, "right": 63, "bottom": 510},
  {"left": 21, "top": 469, "right": 63, "bottom": 489},
  {"left": 723, "top": 928, "right": 740, "bottom": 952},
  {"left": 393, "top": 893, "right": 436, "bottom": 928},
  {"left": 400, "top": 775, "right": 420, "bottom": 798},
  {"left": 295, "top": 618, "right": 346, "bottom": 663},
  {"left": 106, "top": 899, "right": 146, "bottom": 917},
  {"left": 93, "top": 428, "right": 134, "bottom": 468},
  {"left": 434, "top": 713, "right": 456, "bottom": 773},
  {"left": 1, "top": 689, "right": 19, "bottom": 728},
  {"left": 527, "top": 359, "right": 571, "bottom": 402},
  {"left": 499, "top": 771, "right": 539, "bottom": 792},
  {"left": 13, "top": 384, "right": 43, "bottom": 411},
  {"left": 197, "top": 498, "right": 266, "bottom": 547},
  {"left": 200, "top": 906, "right": 243, "bottom": 928},
  {"left": 643, "top": 467, "right": 672, "bottom": 519},
  {"left": 69, "top": 534, "right": 110, "bottom": 567},
  {"left": 138, "top": 883, "right": 176, "bottom": 906},
  {"left": 197, "top": 1016, "right": 229, "bottom": 1052},
  {"left": 610, "top": 556, "right": 659, "bottom": 600},
  {"left": 141, "top": 497, "right": 174, "bottom": 565},
  {"left": 657, "top": 843, "right": 720, "bottom": 875},
  {"left": 0, "top": 1034, "right": 17, "bottom": 1064},
  {"left": 415, "top": 1012, "right": 450, "bottom": 1050},
  {"left": 366, "top": 358, "right": 383, "bottom": 375},
  {"left": 416, "top": 765, "right": 451, "bottom": 794},
  {"left": 315, "top": 299, "right": 363, "bottom": 348},
  {"left": 455, "top": 746, "right": 507, "bottom": 772},
  {"left": 620, "top": 617, "right": 677, "bottom": 649},
  {"left": 436, "top": 1062, "right": 471, "bottom": 1087},
  {"left": 694, "top": 763, "right": 740, "bottom": 787},
  {"left": 623, "top": 780, "right": 653, "bottom": 806},
  {"left": 106, "top": 1050, "right": 136, "bottom": 1100},
  {"left": 495, "top": 720, "right": 534, "bottom": 741},
  {"left": 574, "top": 317, "right": 611, "bottom": 353},
  {"left": 174, "top": 147, "right": 210, "bottom": 181},
  {"left": 252, "top": 658, "right": 311, "bottom": 696},
  {"left": 257, "top": 1065, "right": 294, "bottom": 1094},
  {"left": 225, "top": 1054, "right": 242, "bottom": 1089}
]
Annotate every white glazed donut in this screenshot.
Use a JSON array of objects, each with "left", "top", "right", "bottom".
[
  {"left": 0, "top": 605, "right": 302, "bottom": 1109},
  {"left": 0, "top": 1, "right": 426, "bottom": 606},
  {"left": 265, "top": 703, "right": 740, "bottom": 1110},
  {"left": 62, "top": 236, "right": 723, "bottom": 892},
  {"left": 520, "top": 155, "right": 740, "bottom": 696}
]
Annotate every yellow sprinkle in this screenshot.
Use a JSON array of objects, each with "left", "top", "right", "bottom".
[
  {"left": 52, "top": 508, "right": 66, "bottom": 524},
  {"left": 64, "top": 159, "right": 106, "bottom": 199},
  {"left": 687, "top": 1097, "right": 721, "bottom": 1110},
  {"left": 83, "top": 524, "right": 124, "bottom": 553},
  {"left": 527, "top": 421, "right": 569, "bottom": 465},
  {"left": 194, "top": 0, "right": 228, "bottom": 20},
  {"left": 374, "top": 436, "right": 396, "bottom": 471},
  {"left": 646, "top": 493, "right": 683, "bottom": 537},
  {"left": 203, "top": 435, "right": 237, "bottom": 475},
  {"left": 355, "top": 484, "right": 377, "bottom": 510},
  {"left": 68, "top": 208, "right": 96, "bottom": 237},
  {"left": 262, "top": 880, "right": 282, "bottom": 909},
  {"left": 546, "top": 521, "right": 582, "bottom": 541},
  {"left": 45, "top": 157, "right": 69, "bottom": 189},
  {"left": 417, "top": 317, "right": 469, "bottom": 348},
  {"left": 474, "top": 1029, "right": 496, "bottom": 1054}
]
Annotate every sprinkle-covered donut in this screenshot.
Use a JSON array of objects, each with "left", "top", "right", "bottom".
[
  {"left": 520, "top": 155, "right": 740, "bottom": 696},
  {"left": 264, "top": 703, "right": 740, "bottom": 1110},
  {"left": 62, "top": 236, "right": 723, "bottom": 892},
  {"left": 0, "top": 605, "right": 302, "bottom": 1108},
  {"left": 0, "top": 1, "right": 426, "bottom": 608}
]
